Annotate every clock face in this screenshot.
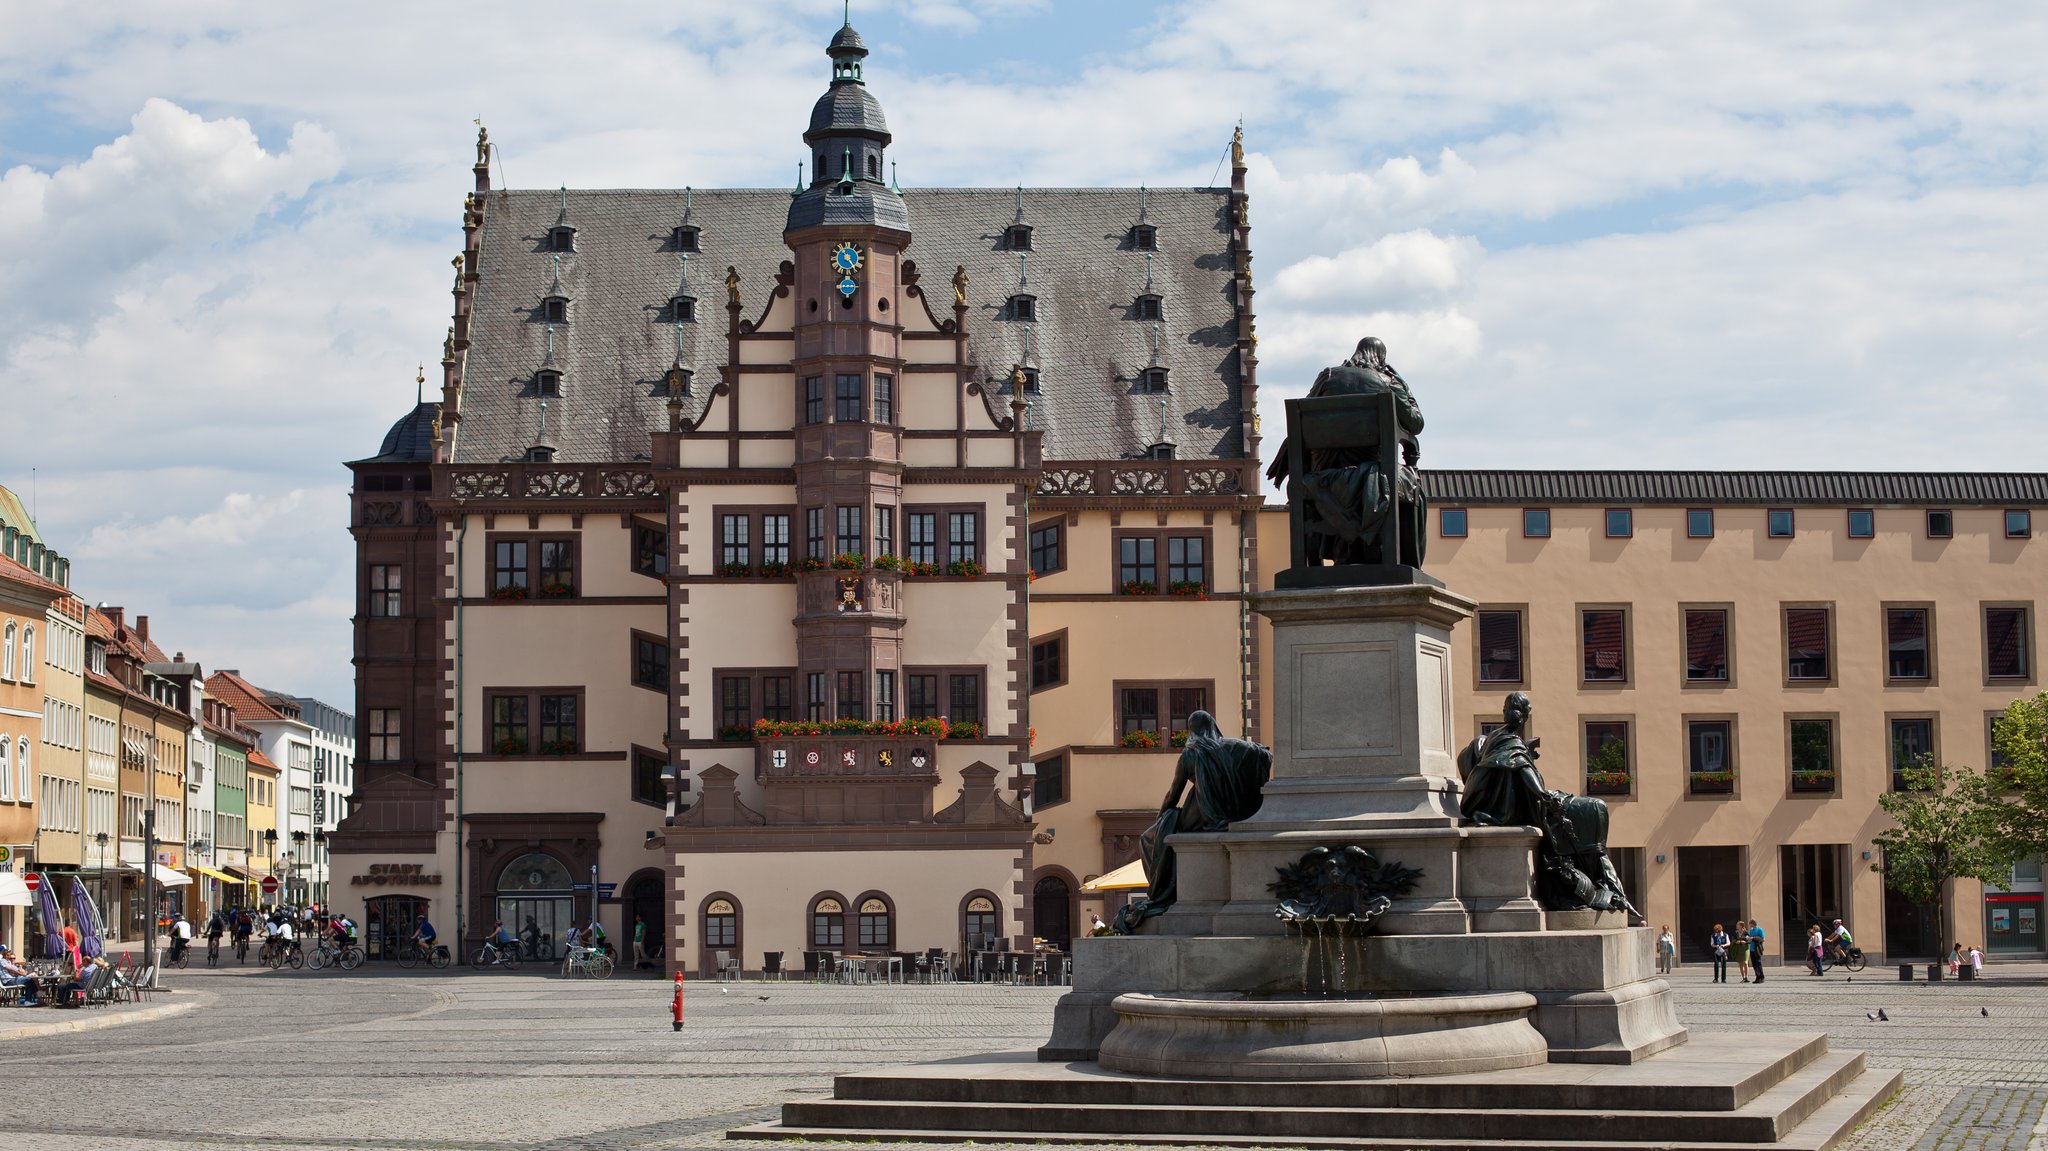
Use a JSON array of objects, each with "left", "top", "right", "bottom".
[{"left": 830, "top": 242, "right": 863, "bottom": 273}]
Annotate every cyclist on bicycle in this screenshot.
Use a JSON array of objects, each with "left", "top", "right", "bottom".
[
  {"left": 329, "top": 914, "right": 357, "bottom": 949},
  {"left": 169, "top": 913, "right": 193, "bottom": 964},
  {"left": 1827, "top": 919, "right": 1856, "bottom": 964},
  {"left": 204, "top": 912, "right": 225, "bottom": 963},
  {"left": 412, "top": 915, "right": 439, "bottom": 957}
]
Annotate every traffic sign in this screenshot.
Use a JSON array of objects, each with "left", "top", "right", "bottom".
[
  {"left": 22, "top": 872, "right": 40, "bottom": 892},
  {"left": 260, "top": 876, "right": 280, "bottom": 895},
  {"left": 571, "top": 882, "right": 593, "bottom": 891},
  {"left": 597, "top": 883, "right": 617, "bottom": 897}
]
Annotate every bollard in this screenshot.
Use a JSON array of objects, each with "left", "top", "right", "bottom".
[
  {"left": 1898, "top": 963, "right": 1914, "bottom": 981},
  {"left": 671, "top": 970, "right": 687, "bottom": 1031},
  {"left": 1927, "top": 963, "right": 1943, "bottom": 982},
  {"left": 1959, "top": 965, "right": 1976, "bottom": 982}
]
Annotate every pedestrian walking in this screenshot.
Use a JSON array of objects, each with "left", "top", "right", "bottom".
[
  {"left": 1747, "top": 920, "right": 1767, "bottom": 982},
  {"left": 1709, "top": 924, "right": 1730, "bottom": 983},
  {"left": 633, "top": 916, "right": 651, "bottom": 971},
  {"left": 1656, "top": 925, "right": 1676, "bottom": 974},
  {"left": 1807, "top": 925, "right": 1825, "bottom": 975}
]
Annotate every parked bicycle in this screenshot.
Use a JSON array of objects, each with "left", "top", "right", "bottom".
[
  {"left": 307, "top": 939, "right": 365, "bottom": 971},
  {"left": 396, "top": 941, "right": 452, "bottom": 970},
  {"left": 561, "top": 946, "right": 614, "bottom": 979},
  {"left": 470, "top": 939, "right": 523, "bottom": 970}
]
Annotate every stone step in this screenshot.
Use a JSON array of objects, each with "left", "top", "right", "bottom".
[
  {"left": 734, "top": 1066, "right": 1903, "bottom": 1151},
  {"left": 835, "top": 1033, "right": 1830, "bottom": 1114}
]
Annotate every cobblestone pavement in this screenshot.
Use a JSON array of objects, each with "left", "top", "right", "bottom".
[{"left": 0, "top": 959, "right": 2043, "bottom": 1149}]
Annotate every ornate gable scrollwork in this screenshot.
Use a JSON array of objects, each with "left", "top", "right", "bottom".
[
  {"left": 1183, "top": 467, "right": 1240, "bottom": 495},
  {"left": 1111, "top": 469, "right": 1169, "bottom": 495},
  {"left": 1038, "top": 468, "right": 1096, "bottom": 496},
  {"left": 524, "top": 471, "right": 584, "bottom": 498},
  {"left": 452, "top": 471, "right": 510, "bottom": 499},
  {"left": 600, "top": 471, "right": 656, "bottom": 497}
]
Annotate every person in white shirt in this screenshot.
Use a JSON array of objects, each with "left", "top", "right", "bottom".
[
  {"left": 1969, "top": 946, "right": 1985, "bottom": 976},
  {"left": 170, "top": 914, "right": 194, "bottom": 963}
]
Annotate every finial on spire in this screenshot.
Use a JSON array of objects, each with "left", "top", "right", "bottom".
[
  {"left": 674, "top": 323, "right": 685, "bottom": 362},
  {"left": 416, "top": 364, "right": 425, "bottom": 404},
  {"left": 891, "top": 160, "right": 900, "bottom": 194},
  {"left": 545, "top": 324, "right": 556, "bottom": 361}
]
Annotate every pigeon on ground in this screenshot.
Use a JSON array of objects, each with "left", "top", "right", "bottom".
[
  {"left": 718, "top": 986, "right": 729, "bottom": 995},
  {"left": 758, "top": 995, "right": 771, "bottom": 1001},
  {"left": 1982, "top": 1007, "right": 1990, "bottom": 1017},
  {"left": 1877, "top": 1009, "right": 1889, "bottom": 1021},
  {"left": 1866, "top": 1012, "right": 1878, "bottom": 1021}
]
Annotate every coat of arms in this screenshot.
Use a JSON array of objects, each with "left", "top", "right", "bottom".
[
  {"left": 835, "top": 576, "right": 865, "bottom": 613},
  {"left": 771, "top": 748, "right": 789, "bottom": 770}
]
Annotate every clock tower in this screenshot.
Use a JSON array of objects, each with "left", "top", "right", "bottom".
[{"left": 783, "top": 19, "right": 914, "bottom": 725}]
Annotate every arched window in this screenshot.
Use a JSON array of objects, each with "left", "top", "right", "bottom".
[
  {"left": 963, "top": 893, "right": 1000, "bottom": 952},
  {"left": 19, "top": 626, "right": 32, "bottom": 683},
  {"left": 496, "top": 852, "right": 573, "bottom": 891},
  {"left": 810, "top": 896, "right": 846, "bottom": 948},
  {"left": 0, "top": 735, "right": 11, "bottom": 801},
  {"left": 856, "top": 895, "right": 892, "bottom": 949},
  {"left": 2, "top": 620, "right": 14, "bottom": 680},
  {"left": 16, "top": 737, "right": 28, "bottom": 802},
  {"left": 704, "top": 897, "right": 737, "bottom": 947},
  {"left": 1034, "top": 873, "right": 1073, "bottom": 949},
  {"left": 866, "top": 155, "right": 879, "bottom": 179}
]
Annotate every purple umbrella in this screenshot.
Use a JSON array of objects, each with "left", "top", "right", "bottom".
[
  {"left": 68, "top": 877, "right": 104, "bottom": 958},
  {"left": 35, "top": 880, "right": 65, "bottom": 959}
]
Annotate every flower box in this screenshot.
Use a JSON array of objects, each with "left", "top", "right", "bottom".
[
  {"left": 716, "top": 725, "right": 754, "bottom": 743},
  {"left": 537, "top": 739, "right": 579, "bottom": 756},
  {"left": 753, "top": 716, "right": 960, "bottom": 740},
  {"left": 1586, "top": 771, "right": 1632, "bottom": 796},
  {"left": 829, "top": 552, "right": 866, "bottom": 571},
  {"left": 1688, "top": 771, "right": 1736, "bottom": 795},
  {"left": 493, "top": 737, "right": 528, "bottom": 756},
  {"left": 947, "top": 559, "right": 985, "bottom": 579},
  {"left": 872, "top": 554, "right": 904, "bottom": 572},
  {"left": 1168, "top": 580, "right": 1208, "bottom": 600},
  {"left": 794, "top": 556, "right": 827, "bottom": 572},
  {"left": 1121, "top": 580, "right": 1158, "bottom": 597},
  {"left": 537, "top": 582, "right": 574, "bottom": 599},
  {"left": 716, "top": 563, "right": 754, "bottom": 578},
  {"left": 1790, "top": 769, "right": 1836, "bottom": 793},
  {"left": 490, "top": 584, "right": 529, "bottom": 601},
  {"left": 1119, "top": 729, "right": 1189, "bottom": 750}
]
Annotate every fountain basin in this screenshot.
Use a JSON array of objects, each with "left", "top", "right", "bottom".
[{"left": 1097, "top": 990, "right": 1548, "bottom": 1080}]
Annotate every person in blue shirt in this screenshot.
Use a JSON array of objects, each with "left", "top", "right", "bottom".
[
  {"left": 412, "top": 916, "right": 438, "bottom": 954},
  {"left": 1746, "top": 921, "right": 1767, "bottom": 982}
]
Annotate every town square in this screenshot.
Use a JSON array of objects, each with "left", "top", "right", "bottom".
[{"left": 1, "top": 2, "right": 2045, "bottom": 1149}]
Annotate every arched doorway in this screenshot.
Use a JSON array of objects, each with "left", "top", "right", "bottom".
[
  {"left": 624, "top": 869, "right": 665, "bottom": 971},
  {"left": 494, "top": 852, "right": 574, "bottom": 961},
  {"left": 1034, "top": 874, "right": 1073, "bottom": 949}
]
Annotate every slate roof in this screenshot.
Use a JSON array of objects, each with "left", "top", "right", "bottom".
[
  {"left": 445, "top": 185, "right": 1241, "bottom": 466},
  {"left": 1420, "top": 471, "right": 2048, "bottom": 507},
  {"left": 355, "top": 402, "right": 438, "bottom": 465}
]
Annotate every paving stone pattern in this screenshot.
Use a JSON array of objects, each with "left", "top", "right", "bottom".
[{"left": 0, "top": 960, "right": 2044, "bottom": 1149}]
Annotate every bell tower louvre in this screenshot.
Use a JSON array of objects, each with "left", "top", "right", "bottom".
[{"left": 338, "top": 13, "right": 1260, "bottom": 971}]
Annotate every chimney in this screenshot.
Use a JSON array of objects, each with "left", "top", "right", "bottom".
[
  {"left": 174, "top": 651, "right": 185, "bottom": 662},
  {"left": 105, "top": 607, "right": 125, "bottom": 631},
  {"left": 137, "top": 615, "right": 150, "bottom": 643}
]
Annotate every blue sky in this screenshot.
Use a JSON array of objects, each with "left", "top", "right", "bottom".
[{"left": 1, "top": 0, "right": 2043, "bottom": 703}]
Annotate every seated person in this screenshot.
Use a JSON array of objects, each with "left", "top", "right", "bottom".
[
  {"left": 56, "top": 956, "right": 108, "bottom": 1007},
  {"left": 0, "top": 946, "right": 43, "bottom": 1006}
]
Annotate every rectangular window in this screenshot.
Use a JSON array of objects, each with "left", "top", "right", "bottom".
[
  {"left": 1168, "top": 686, "right": 1209, "bottom": 733},
  {"left": 812, "top": 908, "right": 844, "bottom": 949},
  {"left": 1581, "top": 608, "right": 1628, "bottom": 684},
  {"left": 803, "top": 376, "right": 824, "bottom": 424},
  {"left": 874, "top": 670, "right": 896, "bottom": 722},
  {"left": 719, "top": 676, "right": 751, "bottom": 732},
  {"left": 806, "top": 508, "right": 825, "bottom": 560},
  {"left": 1116, "top": 681, "right": 1212, "bottom": 738},
  {"left": 367, "top": 709, "right": 401, "bottom": 762},
  {"left": 1583, "top": 720, "right": 1631, "bottom": 796},
  {"left": 368, "top": 565, "right": 402, "bottom": 618},
  {"left": 835, "top": 373, "right": 863, "bottom": 422},
  {"left": 1118, "top": 536, "right": 1156, "bottom": 588},
  {"left": 1119, "top": 687, "right": 1159, "bottom": 736},
  {"left": 1034, "top": 753, "right": 1067, "bottom": 810},
  {"left": 632, "top": 523, "right": 669, "bottom": 578},
  {"left": 1686, "top": 719, "right": 1735, "bottom": 795},
  {"left": 2008, "top": 510, "right": 2034, "bottom": 539},
  {"left": 488, "top": 695, "right": 528, "bottom": 755},
  {"left": 1886, "top": 606, "right": 1932, "bottom": 680},
  {"left": 1987, "top": 606, "right": 2031, "bottom": 680},
  {"left": 1030, "top": 521, "right": 1064, "bottom": 575},
  {"left": 538, "top": 694, "right": 579, "bottom": 752},
  {"left": 835, "top": 506, "right": 863, "bottom": 556},
  {"left": 1891, "top": 717, "right": 1935, "bottom": 791},
  {"left": 1167, "top": 536, "right": 1206, "bottom": 588},
  {"left": 836, "top": 671, "right": 865, "bottom": 721},
  {"left": 949, "top": 673, "right": 982, "bottom": 726},
  {"left": 907, "top": 513, "right": 938, "bottom": 565},
  {"left": 1031, "top": 633, "right": 1065, "bottom": 692},
  {"left": 806, "top": 673, "right": 828, "bottom": 722},
  {"left": 720, "top": 515, "right": 751, "bottom": 568},
  {"left": 1523, "top": 509, "right": 1550, "bottom": 538},
  {"left": 760, "top": 514, "right": 791, "bottom": 568},
  {"left": 1790, "top": 718, "right": 1835, "bottom": 793},
  {"left": 491, "top": 540, "right": 528, "bottom": 595},
  {"left": 1476, "top": 609, "right": 1525, "bottom": 685},
  {"left": 1439, "top": 508, "right": 1467, "bottom": 538},
  {"left": 1768, "top": 509, "right": 1795, "bottom": 538},
  {"left": 907, "top": 674, "right": 939, "bottom": 719},
  {"left": 1847, "top": 509, "right": 1874, "bottom": 539},
  {"left": 1605, "top": 508, "right": 1633, "bottom": 538},
  {"left": 633, "top": 633, "right": 668, "bottom": 692},
  {"left": 947, "top": 512, "right": 980, "bottom": 565},
  {"left": 874, "top": 506, "right": 895, "bottom": 558},
  {"left": 1927, "top": 509, "right": 1953, "bottom": 539},
  {"left": 1686, "top": 509, "right": 1715, "bottom": 539},
  {"left": 1786, "top": 607, "right": 1832, "bottom": 682},
  {"left": 874, "top": 374, "right": 894, "bottom": 424},
  {"left": 1684, "top": 608, "right": 1729, "bottom": 683},
  {"left": 761, "top": 674, "right": 792, "bottom": 722},
  {"left": 537, "top": 539, "right": 574, "bottom": 595},
  {"left": 632, "top": 750, "right": 667, "bottom": 808}
]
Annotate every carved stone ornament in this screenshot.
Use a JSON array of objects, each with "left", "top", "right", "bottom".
[
  {"left": 600, "top": 471, "right": 656, "bottom": 497},
  {"left": 525, "top": 471, "right": 583, "bottom": 498},
  {"left": 1269, "top": 845, "right": 1423, "bottom": 930},
  {"left": 1183, "top": 467, "right": 1240, "bottom": 495},
  {"left": 452, "top": 471, "right": 509, "bottom": 499},
  {"left": 1037, "top": 468, "right": 1096, "bottom": 496},
  {"left": 362, "top": 501, "right": 403, "bottom": 526},
  {"left": 1111, "top": 469, "right": 1168, "bottom": 495}
]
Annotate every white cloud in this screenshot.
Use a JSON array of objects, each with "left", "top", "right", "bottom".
[{"left": 1268, "top": 230, "right": 1484, "bottom": 312}]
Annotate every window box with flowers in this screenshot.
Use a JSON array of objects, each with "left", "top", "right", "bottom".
[
  {"left": 757, "top": 561, "right": 792, "bottom": 578},
  {"left": 1168, "top": 580, "right": 1208, "bottom": 600},
  {"left": 538, "top": 738, "right": 579, "bottom": 756},
  {"left": 752, "top": 716, "right": 958, "bottom": 740},
  {"left": 716, "top": 724, "right": 755, "bottom": 743},
  {"left": 944, "top": 720, "right": 984, "bottom": 741},
  {"left": 872, "top": 554, "right": 905, "bottom": 572},
  {"left": 716, "top": 563, "right": 755, "bottom": 579},
  {"left": 537, "top": 582, "right": 575, "bottom": 600},
  {"left": 830, "top": 552, "right": 866, "bottom": 571},
  {"left": 493, "top": 736, "right": 529, "bottom": 756},
  {"left": 1584, "top": 737, "right": 1631, "bottom": 797},
  {"left": 1120, "top": 729, "right": 1190, "bottom": 750},
  {"left": 1121, "top": 580, "right": 1158, "bottom": 597},
  {"left": 1586, "top": 772, "right": 1632, "bottom": 797},
  {"left": 1790, "top": 769, "right": 1837, "bottom": 794},
  {"left": 794, "top": 556, "right": 827, "bottom": 573},
  {"left": 491, "top": 583, "right": 529, "bottom": 601},
  {"left": 1688, "top": 770, "right": 1736, "bottom": 795},
  {"left": 947, "top": 559, "right": 984, "bottom": 579}
]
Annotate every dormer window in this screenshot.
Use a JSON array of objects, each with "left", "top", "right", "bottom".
[
  {"left": 1008, "top": 294, "right": 1037, "bottom": 322},
  {"left": 665, "top": 366, "right": 693, "bottom": 397},
  {"left": 1019, "top": 367, "right": 1040, "bottom": 394},
  {"left": 1132, "top": 224, "right": 1158, "bottom": 251},
  {"left": 1139, "top": 367, "right": 1169, "bottom": 393},
  {"left": 671, "top": 295, "right": 696, "bottom": 322},
  {"left": 536, "top": 370, "right": 562, "bottom": 398},
  {"left": 541, "top": 296, "right": 568, "bottom": 323},
  {"left": 866, "top": 155, "right": 879, "bottom": 179},
  {"left": 527, "top": 445, "right": 556, "bottom": 463},
  {"left": 546, "top": 226, "right": 576, "bottom": 253},
  {"left": 1135, "top": 294, "right": 1163, "bottom": 321},
  {"left": 673, "top": 225, "right": 700, "bottom": 252},
  {"left": 1004, "top": 225, "right": 1033, "bottom": 251},
  {"left": 1147, "top": 443, "right": 1176, "bottom": 460}
]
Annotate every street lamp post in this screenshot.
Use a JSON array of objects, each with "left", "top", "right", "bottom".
[
  {"left": 263, "top": 829, "right": 278, "bottom": 910},
  {"left": 290, "top": 830, "right": 308, "bottom": 911},
  {"left": 93, "top": 832, "right": 110, "bottom": 939}
]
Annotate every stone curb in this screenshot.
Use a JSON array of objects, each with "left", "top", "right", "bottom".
[{"left": 0, "top": 994, "right": 203, "bottom": 1040}]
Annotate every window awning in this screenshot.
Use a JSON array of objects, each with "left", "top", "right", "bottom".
[
  {"left": 188, "top": 864, "right": 240, "bottom": 885},
  {"left": 0, "top": 872, "right": 30, "bottom": 907},
  {"left": 1081, "top": 858, "right": 1148, "bottom": 892},
  {"left": 224, "top": 864, "right": 263, "bottom": 882},
  {"left": 151, "top": 863, "right": 192, "bottom": 888}
]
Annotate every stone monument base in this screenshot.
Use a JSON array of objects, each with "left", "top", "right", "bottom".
[{"left": 733, "top": 1031, "right": 1902, "bottom": 1151}]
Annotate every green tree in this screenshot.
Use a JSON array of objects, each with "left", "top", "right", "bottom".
[
  {"left": 1981, "top": 691, "right": 2048, "bottom": 863},
  {"left": 1871, "top": 761, "right": 2006, "bottom": 954}
]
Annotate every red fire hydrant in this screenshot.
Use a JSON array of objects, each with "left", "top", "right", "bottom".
[{"left": 671, "top": 970, "right": 686, "bottom": 1031}]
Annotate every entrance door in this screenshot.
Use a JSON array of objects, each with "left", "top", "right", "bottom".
[
  {"left": 1883, "top": 882, "right": 1942, "bottom": 960},
  {"left": 1677, "top": 846, "right": 1744, "bottom": 963},
  {"left": 626, "top": 873, "right": 664, "bottom": 966},
  {"left": 1780, "top": 844, "right": 1845, "bottom": 960},
  {"left": 1033, "top": 875, "right": 1072, "bottom": 949},
  {"left": 495, "top": 852, "right": 576, "bottom": 961},
  {"left": 364, "top": 895, "right": 429, "bottom": 961}
]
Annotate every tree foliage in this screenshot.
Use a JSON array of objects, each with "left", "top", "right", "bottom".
[
  {"left": 1982, "top": 691, "right": 2048, "bottom": 863},
  {"left": 1871, "top": 761, "right": 2006, "bottom": 950}
]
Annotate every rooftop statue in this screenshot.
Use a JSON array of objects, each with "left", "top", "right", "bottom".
[
  {"left": 1115, "top": 711, "right": 1272, "bottom": 933},
  {"left": 1459, "top": 692, "right": 1639, "bottom": 918},
  {"left": 1265, "top": 337, "right": 1428, "bottom": 581}
]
